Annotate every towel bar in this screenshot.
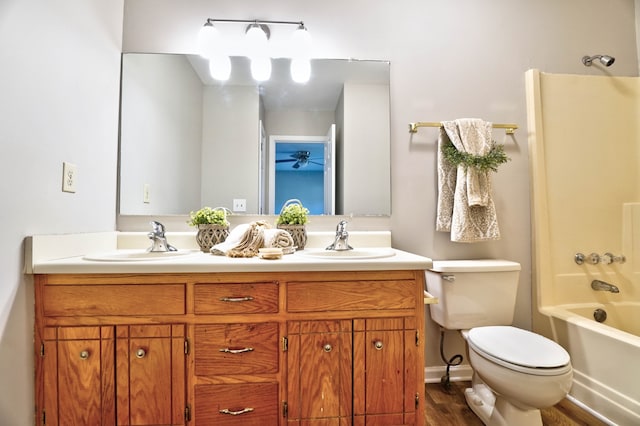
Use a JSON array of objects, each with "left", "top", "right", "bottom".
[{"left": 408, "top": 121, "right": 518, "bottom": 135}]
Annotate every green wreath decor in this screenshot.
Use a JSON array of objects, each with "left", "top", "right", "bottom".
[{"left": 442, "top": 140, "right": 510, "bottom": 172}]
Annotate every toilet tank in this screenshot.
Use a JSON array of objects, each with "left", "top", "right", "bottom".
[{"left": 425, "top": 260, "right": 521, "bottom": 330}]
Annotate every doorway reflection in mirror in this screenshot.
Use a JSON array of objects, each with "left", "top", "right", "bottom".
[{"left": 269, "top": 130, "right": 335, "bottom": 215}]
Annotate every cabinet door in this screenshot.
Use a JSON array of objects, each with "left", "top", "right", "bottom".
[
  {"left": 40, "top": 326, "right": 116, "bottom": 426},
  {"left": 286, "top": 320, "right": 352, "bottom": 425},
  {"left": 116, "top": 324, "right": 186, "bottom": 426},
  {"left": 353, "top": 318, "right": 417, "bottom": 426}
]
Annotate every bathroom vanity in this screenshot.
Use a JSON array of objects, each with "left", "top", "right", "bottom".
[{"left": 28, "top": 232, "right": 433, "bottom": 426}]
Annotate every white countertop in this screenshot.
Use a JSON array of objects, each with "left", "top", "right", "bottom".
[
  {"left": 25, "top": 231, "right": 432, "bottom": 274},
  {"left": 29, "top": 248, "right": 432, "bottom": 274}
]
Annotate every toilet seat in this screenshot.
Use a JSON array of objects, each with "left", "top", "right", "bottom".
[{"left": 467, "top": 326, "right": 571, "bottom": 376}]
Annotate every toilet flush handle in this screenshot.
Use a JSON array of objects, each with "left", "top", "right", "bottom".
[{"left": 442, "top": 274, "right": 455, "bottom": 282}]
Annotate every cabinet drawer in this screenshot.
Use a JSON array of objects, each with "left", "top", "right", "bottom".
[
  {"left": 287, "top": 280, "right": 416, "bottom": 312},
  {"left": 43, "top": 284, "right": 185, "bottom": 316},
  {"left": 194, "top": 282, "right": 279, "bottom": 314},
  {"left": 194, "top": 383, "right": 278, "bottom": 425},
  {"left": 194, "top": 323, "right": 279, "bottom": 376}
]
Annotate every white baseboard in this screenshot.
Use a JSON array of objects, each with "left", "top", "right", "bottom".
[{"left": 425, "top": 365, "right": 473, "bottom": 383}]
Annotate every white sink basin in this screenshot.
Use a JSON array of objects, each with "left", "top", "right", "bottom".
[
  {"left": 298, "top": 248, "right": 396, "bottom": 260},
  {"left": 83, "top": 249, "right": 194, "bottom": 262}
]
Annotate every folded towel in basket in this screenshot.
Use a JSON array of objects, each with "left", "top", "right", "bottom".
[{"left": 262, "top": 229, "right": 295, "bottom": 250}]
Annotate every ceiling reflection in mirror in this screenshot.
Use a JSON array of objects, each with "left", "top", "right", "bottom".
[{"left": 118, "top": 53, "right": 391, "bottom": 216}]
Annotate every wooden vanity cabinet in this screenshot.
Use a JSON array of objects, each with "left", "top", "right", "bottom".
[
  {"left": 285, "top": 275, "right": 422, "bottom": 426},
  {"left": 34, "top": 275, "right": 188, "bottom": 426},
  {"left": 35, "top": 270, "right": 426, "bottom": 426},
  {"left": 190, "top": 279, "right": 282, "bottom": 425}
]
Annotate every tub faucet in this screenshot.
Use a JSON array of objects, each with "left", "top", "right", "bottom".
[
  {"left": 591, "top": 279, "right": 620, "bottom": 293},
  {"left": 326, "top": 220, "right": 353, "bottom": 251},
  {"left": 147, "top": 221, "right": 177, "bottom": 252}
]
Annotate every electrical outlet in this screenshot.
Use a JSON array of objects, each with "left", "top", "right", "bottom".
[
  {"left": 143, "top": 184, "right": 151, "bottom": 203},
  {"left": 233, "top": 198, "right": 247, "bottom": 212},
  {"left": 62, "top": 162, "right": 77, "bottom": 193}
]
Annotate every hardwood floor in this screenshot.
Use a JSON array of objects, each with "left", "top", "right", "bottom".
[{"left": 425, "top": 381, "right": 608, "bottom": 426}]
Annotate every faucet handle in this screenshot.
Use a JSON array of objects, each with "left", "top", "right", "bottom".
[
  {"left": 604, "top": 252, "right": 626, "bottom": 264},
  {"left": 150, "top": 221, "right": 166, "bottom": 236},
  {"left": 147, "top": 221, "right": 177, "bottom": 252}
]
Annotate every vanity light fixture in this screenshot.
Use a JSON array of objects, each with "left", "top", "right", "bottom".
[{"left": 197, "top": 19, "right": 312, "bottom": 83}]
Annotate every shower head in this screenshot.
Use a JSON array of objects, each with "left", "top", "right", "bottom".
[{"left": 582, "top": 54, "right": 615, "bottom": 67}]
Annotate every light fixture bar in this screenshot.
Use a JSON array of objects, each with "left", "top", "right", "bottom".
[{"left": 204, "top": 18, "right": 305, "bottom": 27}]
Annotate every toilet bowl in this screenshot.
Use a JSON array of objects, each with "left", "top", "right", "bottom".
[
  {"left": 463, "top": 326, "right": 572, "bottom": 426},
  {"left": 425, "top": 260, "right": 573, "bottom": 426}
]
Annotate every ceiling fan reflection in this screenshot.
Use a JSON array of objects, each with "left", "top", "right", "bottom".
[{"left": 276, "top": 150, "right": 323, "bottom": 169}]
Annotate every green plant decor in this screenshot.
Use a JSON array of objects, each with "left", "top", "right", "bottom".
[
  {"left": 442, "top": 140, "right": 510, "bottom": 172},
  {"left": 188, "top": 207, "right": 230, "bottom": 227},
  {"left": 277, "top": 203, "right": 309, "bottom": 225}
]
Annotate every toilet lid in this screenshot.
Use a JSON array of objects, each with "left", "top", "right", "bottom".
[
  {"left": 430, "top": 259, "right": 521, "bottom": 273},
  {"left": 468, "top": 326, "right": 570, "bottom": 372}
]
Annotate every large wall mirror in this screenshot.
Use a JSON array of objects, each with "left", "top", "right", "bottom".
[{"left": 119, "top": 53, "right": 391, "bottom": 216}]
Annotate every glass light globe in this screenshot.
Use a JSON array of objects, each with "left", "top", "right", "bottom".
[
  {"left": 245, "top": 25, "right": 268, "bottom": 58},
  {"left": 251, "top": 56, "right": 272, "bottom": 81},
  {"left": 197, "top": 23, "right": 220, "bottom": 59},
  {"left": 290, "top": 58, "right": 311, "bottom": 83},
  {"left": 290, "top": 26, "right": 312, "bottom": 59},
  {"left": 209, "top": 55, "right": 231, "bottom": 81}
]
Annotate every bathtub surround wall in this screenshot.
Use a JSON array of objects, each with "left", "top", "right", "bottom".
[
  {"left": 526, "top": 70, "right": 640, "bottom": 312},
  {"left": 527, "top": 70, "right": 640, "bottom": 424},
  {"left": 1, "top": 0, "right": 639, "bottom": 423}
]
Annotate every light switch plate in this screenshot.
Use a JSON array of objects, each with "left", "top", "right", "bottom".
[
  {"left": 233, "top": 198, "right": 247, "bottom": 212},
  {"left": 62, "top": 162, "right": 77, "bottom": 193},
  {"left": 143, "top": 183, "right": 150, "bottom": 203}
]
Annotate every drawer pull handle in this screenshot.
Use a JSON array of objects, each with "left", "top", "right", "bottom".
[
  {"left": 219, "top": 347, "right": 254, "bottom": 354},
  {"left": 79, "top": 350, "right": 90, "bottom": 360},
  {"left": 219, "top": 407, "right": 254, "bottom": 416},
  {"left": 324, "top": 344, "right": 332, "bottom": 353},
  {"left": 374, "top": 340, "right": 384, "bottom": 350},
  {"left": 219, "top": 296, "right": 254, "bottom": 302},
  {"left": 136, "top": 348, "right": 146, "bottom": 359}
]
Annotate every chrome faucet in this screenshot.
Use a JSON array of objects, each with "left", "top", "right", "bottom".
[
  {"left": 147, "top": 221, "right": 177, "bottom": 252},
  {"left": 591, "top": 279, "right": 620, "bottom": 293},
  {"left": 326, "top": 220, "right": 353, "bottom": 251}
]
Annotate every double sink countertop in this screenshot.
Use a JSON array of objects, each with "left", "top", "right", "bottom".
[{"left": 25, "top": 230, "right": 433, "bottom": 275}]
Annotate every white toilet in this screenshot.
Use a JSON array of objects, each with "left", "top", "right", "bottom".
[{"left": 425, "top": 260, "right": 573, "bottom": 426}]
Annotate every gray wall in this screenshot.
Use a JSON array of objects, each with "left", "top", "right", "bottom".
[
  {"left": 0, "top": 0, "right": 638, "bottom": 423},
  {"left": 0, "top": 0, "right": 123, "bottom": 423}
]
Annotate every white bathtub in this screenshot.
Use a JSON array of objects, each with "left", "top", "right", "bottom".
[{"left": 541, "top": 302, "right": 640, "bottom": 425}]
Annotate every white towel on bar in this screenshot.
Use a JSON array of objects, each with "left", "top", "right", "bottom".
[{"left": 436, "top": 118, "right": 501, "bottom": 242}]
